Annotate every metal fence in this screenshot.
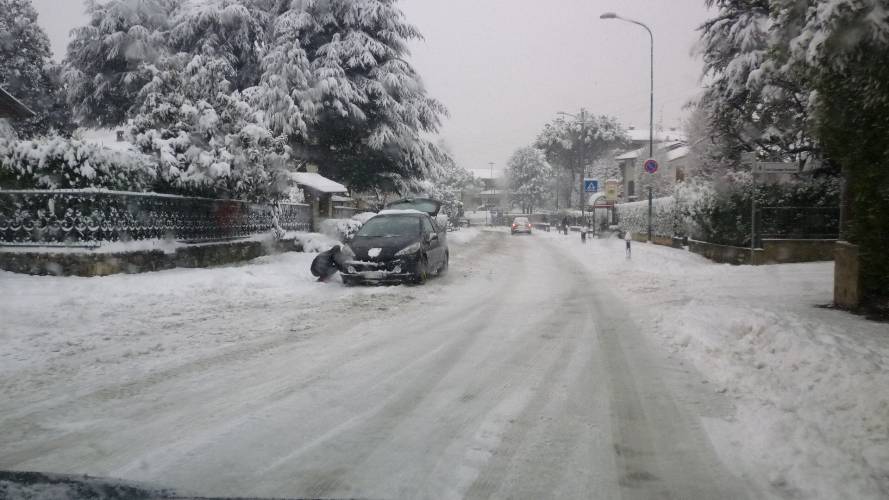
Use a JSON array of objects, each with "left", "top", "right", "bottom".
[
  {"left": 0, "top": 189, "right": 311, "bottom": 247},
  {"left": 758, "top": 206, "right": 840, "bottom": 240}
]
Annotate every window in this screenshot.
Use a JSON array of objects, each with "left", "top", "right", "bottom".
[
  {"left": 628, "top": 181, "right": 635, "bottom": 197},
  {"left": 421, "top": 216, "right": 435, "bottom": 234},
  {"left": 676, "top": 168, "right": 686, "bottom": 182}
]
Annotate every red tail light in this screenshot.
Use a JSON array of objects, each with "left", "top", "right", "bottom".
[
  {"left": 512, "top": 224, "right": 517, "bottom": 228},
  {"left": 527, "top": 224, "right": 531, "bottom": 228}
]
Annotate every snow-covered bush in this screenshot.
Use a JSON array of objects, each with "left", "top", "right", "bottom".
[
  {"left": 616, "top": 196, "right": 680, "bottom": 238},
  {"left": 617, "top": 177, "right": 841, "bottom": 246},
  {"left": 320, "top": 218, "right": 363, "bottom": 242},
  {"left": 0, "top": 135, "right": 156, "bottom": 191}
]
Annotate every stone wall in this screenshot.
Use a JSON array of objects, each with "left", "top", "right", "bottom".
[
  {"left": 688, "top": 239, "right": 760, "bottom": 265},
  {"left": 760, "top": 239, "right": 837, "bottom": 264},
  {"left": 0, "top": 237, "right": 302, "bottom": 277}
]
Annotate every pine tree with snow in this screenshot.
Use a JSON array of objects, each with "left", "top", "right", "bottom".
[
  {"left": 697, "top": 0, "right": 818, "bottom": 166},
  {"left": 507, "top": 147, "right": 552, "bottom": 214},
  {"left": 0, "top": 0, "right": 72, "bottom": 137},
  {"left": 64, "top": 0, "right": 175, "bottom": 127},
  {"left": 63, "top": 0, "right": 447, "bottom": 195}
]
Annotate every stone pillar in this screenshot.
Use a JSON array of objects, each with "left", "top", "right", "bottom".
[{"left": 834, "top": 241, "right": 861, "bottom": 309}]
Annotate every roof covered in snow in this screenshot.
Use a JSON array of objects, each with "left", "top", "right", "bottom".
[
  {"left": 616, "top": 147, "right": 646, "bottom": 161},
  {"left": 290, "top": 172, "right": 348, "bottom": 193},
  {"left": 667, "top": 146, "right": 690, "bottom": 162}
]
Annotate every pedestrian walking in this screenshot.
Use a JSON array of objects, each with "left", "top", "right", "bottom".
[
  {"left": 624, "top": 231, "right": 632, "bottom": 258},
  {"left": 581, "top": 228, "right": 587, "bottom": 244},
  {"left": 562, "top": 217, "right": 569, "bottom": 235}
]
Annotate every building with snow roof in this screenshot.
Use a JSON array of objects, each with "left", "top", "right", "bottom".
[
  {"left": 289, "top": 170, "right": 352, "bottom": 230},
  {"left": 468, "top": 167, "right": 505, "bottom": 209},
  {"left": 614, "top": 140, "right": 688, "bottom": 202}
]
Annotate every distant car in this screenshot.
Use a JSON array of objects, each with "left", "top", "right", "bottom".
[
  {"left": 339, "top": 199, "right": 448, "bottom": 285},
  {"left": 511, "top": 216, "right": 532, "bottom": 235}
]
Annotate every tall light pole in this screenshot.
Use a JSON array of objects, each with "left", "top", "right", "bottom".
[{"left": 601, "top": 12, "right": 655, "bottom": 242}]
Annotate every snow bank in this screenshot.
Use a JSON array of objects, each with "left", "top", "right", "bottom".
[
  {"left": 293, "top": 232, "right": 340, "bottom": 253},
  {"left": 551, "top": 236, "right": 889, "bottom": 499},
  {"left": 447, "top": 227, "right": 482, "bottom": 246},
  {"left": 319, "top": 218, "right": 362, "bottom": 242}
]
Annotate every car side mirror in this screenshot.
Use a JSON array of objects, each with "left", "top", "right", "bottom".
[{"left": 426, "top": 233, "right": 438, "bottom": 243}]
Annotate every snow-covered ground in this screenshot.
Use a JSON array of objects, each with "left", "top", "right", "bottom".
[
  {"left": 541, "top": 231, "right": 889, "bottom": 499},
  {"left": 1, "top": 226, "right": 886, "bottom": 499}
]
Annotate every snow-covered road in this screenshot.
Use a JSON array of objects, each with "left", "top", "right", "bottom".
[{"left": 2, "top": 229, "right": 885, "bottom": 499}]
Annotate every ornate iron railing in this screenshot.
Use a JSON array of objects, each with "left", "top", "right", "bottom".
[{"left": 0, "top": 189, "right": 311, "bottom": 247}]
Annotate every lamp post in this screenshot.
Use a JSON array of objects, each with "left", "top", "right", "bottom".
[{"left": 601, "top": 12, "right": 654, "bottom": 242}]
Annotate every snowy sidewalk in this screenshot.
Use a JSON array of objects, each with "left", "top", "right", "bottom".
[{"left": 544, "top": 232, "right": 889, "bottom": 499}]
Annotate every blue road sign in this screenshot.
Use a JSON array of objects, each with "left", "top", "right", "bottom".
[
  {"left": 583, "top": 179, "right": 599, "bottom": 193},
  {"left": 643, "top": 158, "right": 659, "bottom": 174}
]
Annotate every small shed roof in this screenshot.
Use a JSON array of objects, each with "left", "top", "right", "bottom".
[
  {"left": 0, "top": 87, "right": 35, "bottom": 119},
  {"left": 290, "top": 172, "right": 348, "bottom": 193}
]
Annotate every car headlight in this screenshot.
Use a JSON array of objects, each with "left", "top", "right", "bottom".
[
  {"left": 395, "top": 241, "right": 422, "bottom": 256},
  {"left": 341, "top": 245, "right": 355, "bottom": 258}
]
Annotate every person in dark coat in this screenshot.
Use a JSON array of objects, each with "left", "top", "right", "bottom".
[
  {"left": 310, "top": 245, "right": 341, "bottom": 282},
  {"left": 561, "top": 217, "right": 569, "bottom": 235}
]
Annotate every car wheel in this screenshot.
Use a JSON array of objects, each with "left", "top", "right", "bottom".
[
  {"left": 342, "top": 276, "right": 357, "bottom": 287},
  {"left": 415, "top": 254, "right": 429, "bottom": 284}
]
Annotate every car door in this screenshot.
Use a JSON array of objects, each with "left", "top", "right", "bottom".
[{"left": 420, "top": 215, "right": 443, "bottom": 267}]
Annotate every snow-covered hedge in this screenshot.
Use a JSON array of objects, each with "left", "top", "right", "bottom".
[
  {"left": 0, "top": 136, "right": 156, "bottom": 191},
  {"left": 320, "top": 218, "right": 363, "bottom": 242},
  {"left": 616, "top": 196, "right": 681, "bottom": 238},
  {"left": 616, "top": 178, "right": 840, "bottom": 245}
]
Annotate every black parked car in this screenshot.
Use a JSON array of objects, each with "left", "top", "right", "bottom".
[{"left": 338, "top": 199, "right": 449, "bottom": 285}]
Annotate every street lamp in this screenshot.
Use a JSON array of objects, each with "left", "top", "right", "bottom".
[{"left": 600, "top": 12, "right": 655, "bottom": 243}]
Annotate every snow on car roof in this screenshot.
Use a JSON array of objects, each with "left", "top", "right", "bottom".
[{"left": 378, "top": 209, "right": 426, "bottom": 216}]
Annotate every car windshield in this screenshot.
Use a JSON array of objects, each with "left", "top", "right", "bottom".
[
  {"left": 4, "top": 1, "right": 887, "bottom": 499},
  {"left": 356, "top": 215, "right": 420, "bottom": 237}
]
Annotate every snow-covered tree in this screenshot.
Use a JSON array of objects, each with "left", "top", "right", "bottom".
[
  {"left": 0, "top": 0, "right": 71, "bottom": 137},
  {"left": 130, "top": 52, "right": 290, "bottom": 200},
  {"left": 535, "top": 110, "right": 628, "bottom": 209},
  {"left": 64, "top": 0, "right": 174, "bottom": 127},
  {"left": 507, "top": 147, "right": 552, "bottom": 214},
  {"left": 63, "top": 0, "right": 447, "bottom": 195},
  {"left": 698, "top": 0, "right": 818, "bottom": 166},
  {"left": 263, "top": 0, "right": 447, "bottom": 190}
]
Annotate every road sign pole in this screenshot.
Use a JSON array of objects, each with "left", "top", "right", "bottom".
[{"left": 647, "top": 179, "right": 653, "bottom": 243}]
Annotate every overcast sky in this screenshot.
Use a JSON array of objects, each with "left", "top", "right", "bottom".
[{"left": 32, "top": 0, "right": 710, "bottom": 173}]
